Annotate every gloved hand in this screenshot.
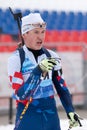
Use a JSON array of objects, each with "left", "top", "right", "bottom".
[
  {"left": 67, "top": 112, "right": 82, "bottom": 129},
  {"left": 39, "top": 58, "right": 57, "bottom": 72}
]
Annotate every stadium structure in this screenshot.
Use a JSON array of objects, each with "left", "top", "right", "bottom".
[{"left": 0, "top": 4, "right": 87, "bottom": 122}]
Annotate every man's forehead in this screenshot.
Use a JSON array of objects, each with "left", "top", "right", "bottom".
[{"left": 31, "top": 27, "right": 46, "bottom": 32}]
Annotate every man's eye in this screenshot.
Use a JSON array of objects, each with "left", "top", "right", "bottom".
[
  {"left": 42, "top": 30, "right": 46, "bottom": 33},
  {"left": 34, "top": 31, "right": 39, "bottom": 34}
]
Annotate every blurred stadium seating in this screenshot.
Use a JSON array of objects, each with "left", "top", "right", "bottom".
[
  {"left": 0, "top": 8, "right": 87, "bottom": 52},
  {"left": 0, "top": 7, "right": 87, "bottom": 112}
]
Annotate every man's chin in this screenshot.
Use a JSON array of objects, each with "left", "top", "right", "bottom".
[{"left": 36, "top": 45, "right": 43, "bottom": 50}]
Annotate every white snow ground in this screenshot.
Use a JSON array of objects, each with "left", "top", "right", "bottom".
[{"left": 0, "top": 119, "right": 87, "bottom": 130}]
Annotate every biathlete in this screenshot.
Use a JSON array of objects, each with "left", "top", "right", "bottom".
[{"left": 8, "top": 12, "right": 82, "bottom": 130}]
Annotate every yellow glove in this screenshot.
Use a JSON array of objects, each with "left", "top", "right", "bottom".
[
  {"left": 67, "top": 112, "right": 82, "bottom": 129},
  {"left": 39, "top": 58, "right": 57, "bottom": 72}
]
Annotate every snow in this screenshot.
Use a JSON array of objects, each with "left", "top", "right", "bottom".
[{"left": 0, "top": 119, "right": 87, "bottom": 130}]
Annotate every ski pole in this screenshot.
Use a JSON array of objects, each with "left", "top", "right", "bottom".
[{"left": 14, "top": 78, "right": 41, "bottom": 130}]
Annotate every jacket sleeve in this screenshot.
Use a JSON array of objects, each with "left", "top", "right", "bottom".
[
  {"left": 8, "top": 65, "right": 42, "bottom": 100},
  {"left": 52, "top": 70, "right": 74, "bottom": 114},
  {"left": 16, "top": 66, "right": 42, "bottom": 100},
  {"left": 48, "top": 49, "right": 74, "bottom": 113},
  {"left": 7, "top": 50, "right": 42, "bottom": 100}
]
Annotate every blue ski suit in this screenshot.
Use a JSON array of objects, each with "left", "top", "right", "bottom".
[{"left": 8, "top": 45, "right": 74, "bottom": 130}]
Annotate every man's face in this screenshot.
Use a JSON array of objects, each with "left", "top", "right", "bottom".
[{"left": 23, "top": 28, "right": 46, "bottom": 50}]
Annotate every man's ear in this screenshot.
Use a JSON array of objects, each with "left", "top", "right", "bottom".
[{"left": 22, "top": 34, "right": 25, "bottom": 38}]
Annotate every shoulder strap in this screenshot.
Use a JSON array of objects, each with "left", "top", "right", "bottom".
[
  {"left": 18, "top": 47, "right": 51, "bottom": 71},
  {"left": 17, "top": 47, "right": 25, "bottom": 71},
  {"left": 42, "top": 47, "right": 51, "bottom": 58}
]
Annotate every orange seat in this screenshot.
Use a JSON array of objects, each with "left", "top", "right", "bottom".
[
  {"left": 56, "top": 46, "right": 68, "bottom": 51},
  {"left": 45, "top": 30, "right": 61, "bottom": 42},
  {"left": 59, "top": 31, "right": 70, "bottom": 42},
  {"left": 0, "top": 46, "right": 8, "bottom": 52},
  {"left": 45, "top": 30, "right": 51, "bottom": 42},
  {"left": 57, "top": 45, "right": 82, "bottom": 52},
  {"left": 79, "top": 31, "right": 87, "bottom": 43},
  {"left": 69, "top": 31, "right": 80, "bottom": 42},
  {"left": 49, "top": 30, "right": 61, "bottom": 42},
  {"left": 0, "top": 34, "right": 13, "bottom": 42},
  {"left": 8, "top": 46, "right": 17, "bottom": 52}
]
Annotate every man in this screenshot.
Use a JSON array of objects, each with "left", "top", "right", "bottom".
[{"left": 8, "top": 13, "right": 81, "bottom": 130}]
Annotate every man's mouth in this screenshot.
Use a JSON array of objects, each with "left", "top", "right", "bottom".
[{"left": 37, "top": 41, "right": 42, "bottom": 44}]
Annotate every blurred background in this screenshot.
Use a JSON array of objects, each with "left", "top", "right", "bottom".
[{"left": 0, "top": 0, "right": 87, "bottom": 125}]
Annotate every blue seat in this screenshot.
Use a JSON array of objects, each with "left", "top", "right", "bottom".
[
  {"left": 55, "top": 11, "right": 67, "bottom": 30},
  {"left": 46, "top": 11, "right": 58, "bottom": 30},
  {"left": 11, "top": 26, "right": 19, "bottom": 35},
  {"left": 59, "top": 11, "right": 67, "bottom": 20},
  {"left": 81, "top": 13, "right": 87, "bottom": 30},
  {"left": 51, "top": 11, "right": 58, "bottom": 19},
  {"left": 4, "top": 9, "right": 11, "bottom": 16},
  {"left": 41, "top": 10, "right": 49, "bottom": 21},
  {"left": 72, "top": 12, "right": 84, "bottom": 30},
  {"left": 64, "top": 12, "right": 75, "bottom": 30},
  {"left": 22, "top": 9, "right": 30, "bottom": 16},
  {"left": 33, "top": 9, "right": 40, "bottom": 13},
  {"left": 14, "top": 9, "right": 22, "bottom": 13},
  {"left": 1, "top": 9, "right": 87, "bottom": 33}
]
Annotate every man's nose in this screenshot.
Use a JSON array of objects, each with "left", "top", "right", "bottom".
[{"left": 37, "top": 34, "right": 43, "bottom": 39}]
